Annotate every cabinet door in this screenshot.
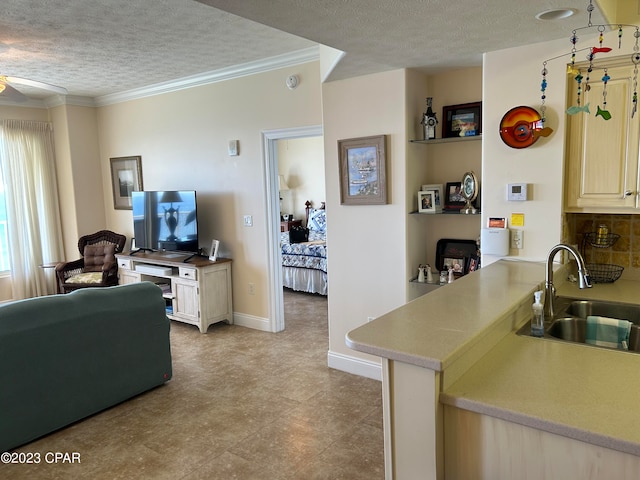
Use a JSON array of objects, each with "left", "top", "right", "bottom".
[
  {"left": 172, "top": 277, "right": 199, "bottom": 322},
  {"left": 119, "top": 270, "right": 141, "bottom": 285},
  {"left": 565, "top": 63, "right": 640, "bottom": 211}
]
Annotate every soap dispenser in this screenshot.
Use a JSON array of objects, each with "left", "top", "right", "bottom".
[{"left": 531, "top": 290, "right": 545, "bottom": 337}]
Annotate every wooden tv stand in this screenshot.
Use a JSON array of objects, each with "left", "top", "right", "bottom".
[{"left": 116, "top": 251, "right": 233, "bottom": 333}]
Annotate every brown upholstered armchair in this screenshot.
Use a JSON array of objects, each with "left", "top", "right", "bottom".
[{"left": 55, "top": 230, "right": 127, "bottom": 294}]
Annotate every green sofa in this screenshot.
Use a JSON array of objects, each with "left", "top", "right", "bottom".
[{"left": 0, "top": 282, "right": 172, "bottom": 452}]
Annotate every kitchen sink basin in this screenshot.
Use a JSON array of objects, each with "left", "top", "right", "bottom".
[
  {"left": 517, "top": 297, "right": 640, "bottom": 353},
  {"left": 563, "top": 300, "right": 640, "bottom": 324},
  {"left": 547, "top": 317, "right": 640, "bottom": 352}
]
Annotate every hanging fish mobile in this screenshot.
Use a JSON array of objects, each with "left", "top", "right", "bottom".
[{"left": 539, "top": 0, "right": 640, "bottom": 123}]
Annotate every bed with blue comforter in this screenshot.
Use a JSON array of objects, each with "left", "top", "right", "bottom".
[{"left": 281, "top": 204, "right": 327, "bottom": 295}]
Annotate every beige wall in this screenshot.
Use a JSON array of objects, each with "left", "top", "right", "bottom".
[
  {"left": 49, "top": 104, "right": 105, "bottom": 261},
  {"left": 277, "top": 136, "right": 325, "bottom": 222},
  {"left": 322, "top": 69, "right": 409, "bottom": 372},
  {"left": 96, "top": 61, "right": 322, "bottom": 319}
]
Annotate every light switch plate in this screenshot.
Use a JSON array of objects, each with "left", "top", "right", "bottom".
[{"left": 228, "top": 140, "right": 239, "bottom": 156}]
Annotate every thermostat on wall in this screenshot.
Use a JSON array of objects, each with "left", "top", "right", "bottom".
[{"left": 507, "top": 183, "right": 528, "bottom": 201}]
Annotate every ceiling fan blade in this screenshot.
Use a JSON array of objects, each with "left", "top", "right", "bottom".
[
  {"left": 0, "top": 81, "right": 28, "bottom": 103},
  {"left": 6, "top": 76, "right": 68, "bottom": 95}
]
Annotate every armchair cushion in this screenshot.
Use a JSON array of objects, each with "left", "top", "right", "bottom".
[
  {"left": 65, "top": 272, "right": 104, "bottom": 284},
  {"left": 83, "top": 244, "right": 116, "bottom": 272}
]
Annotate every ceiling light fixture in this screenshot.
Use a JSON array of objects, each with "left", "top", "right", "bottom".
[
  {"left": 538, "top": 0, "right": 640, "bottom": 129},
  {"left": 535, "top": 8, "right": 577, "bottom": 21}
]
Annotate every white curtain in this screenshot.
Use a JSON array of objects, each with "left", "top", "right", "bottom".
[{"left": 0, "top": 120, "right": 64, "bottom": 299}]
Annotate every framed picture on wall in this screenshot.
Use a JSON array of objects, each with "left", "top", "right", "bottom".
[
  {"left": 110, "top": 156, "right": 143, "bottom": 210},
  {"left": 338, "top": 135, "right": 388, "bottom": 205}
]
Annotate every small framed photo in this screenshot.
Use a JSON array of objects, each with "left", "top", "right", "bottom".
[
  {"left": 442, "top": 102, "right": 482, "bottom": 138},
  {"left": 110, "top": 156, "right": 143, "bottom": 210},
  {"left": 418, "top": 190, "right": 436, "bottom": 213},
  {"left": 421, "top": 184, "right": 443, "bottom": 212},
  {"left": 209, "top": 239, "right": 221, "bottom": 262},
  {"left": 338, "top": 135, "right": 388, "bottom": 205},
  {"left": 443, "top": 257, "right": 466, "bottom": 277},
  {"left": 467, "top": 255, "right": 480, "bottom": 273},
  {"left": 445, "top": 182, "right": 465, "bottom": 210}
]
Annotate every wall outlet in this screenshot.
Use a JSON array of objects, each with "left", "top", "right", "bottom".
[
  {"left": 243, "top": 215, "right": 253, "bottom": 227},
  {"left": 511, "top": 229, "right": 523, "bottom": 249},
  {"left": 248, "top": 283, "right": 255, "bottom": 295}
]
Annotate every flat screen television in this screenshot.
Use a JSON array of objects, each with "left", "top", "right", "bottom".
[{"left": 132, "top": 190, "right": 199, "bottom": 253}]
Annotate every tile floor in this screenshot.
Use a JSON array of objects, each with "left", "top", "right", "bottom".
[{"left": 3, "top": 289, "right": 384, "bottom": 479}]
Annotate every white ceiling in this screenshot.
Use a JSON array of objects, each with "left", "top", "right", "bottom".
[{"left": 0, "top": 0, "right": 623, "bottom": 104}]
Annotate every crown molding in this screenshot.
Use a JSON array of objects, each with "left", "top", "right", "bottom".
[
  {"left": 94, "top": 46, "right": 320, "bottom": 107},
  {"left": 0, "top": 96, "right": 46, "bottom": 109},
  {"left": 45, "top": 95, "right": 96, "bottom": 108}
]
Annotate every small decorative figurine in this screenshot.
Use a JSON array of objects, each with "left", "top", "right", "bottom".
[
  {"left": 417, "top": 264, "right": 426, "bottom": 283},
  {"left": 421, "top": 97, "right": 438, "bottom": 140}
]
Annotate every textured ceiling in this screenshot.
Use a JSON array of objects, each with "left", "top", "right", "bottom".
[
  {"left": 0, "top": 0, "right": 625, "bottom": 104},
  {"left": 0, "top": 0, "right": 316, "bottom": 100}
]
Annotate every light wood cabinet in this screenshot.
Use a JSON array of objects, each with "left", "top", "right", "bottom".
[
  {"left": 444, "top": 407, "right": 640, "bottom": 479},
  {"left": 564, "top": 60, "right": 640, "bottom": 212},
  {"left": 116, "top": 252, "right": 233, "bottom": 333}
]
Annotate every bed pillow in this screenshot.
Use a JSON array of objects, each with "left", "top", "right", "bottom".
[{"left": 308, "top": 208, "right": 327, "bottom": 233}]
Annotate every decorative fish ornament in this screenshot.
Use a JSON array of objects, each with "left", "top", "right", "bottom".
[
  {"left": 596, "top": 106, "right": 612, "bottom": 120},
  {"left": 566, "top": 103, "right": 590, "bottom": 115}
]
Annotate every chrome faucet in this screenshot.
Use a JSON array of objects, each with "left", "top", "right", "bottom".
[{"left": 545, "top": 244, "right": 592, "bottom": 319}]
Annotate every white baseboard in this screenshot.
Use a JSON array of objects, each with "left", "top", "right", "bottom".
[
  {"left": 233, "top": 312, "right": 272, "bottom": 332},
  {"left": 327, "top": 350, "right": 382, "bottom": 381}
]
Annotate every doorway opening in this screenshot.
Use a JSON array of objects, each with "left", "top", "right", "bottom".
[{"left": 262, "top": 125, "right": 324, "bottom": 332}]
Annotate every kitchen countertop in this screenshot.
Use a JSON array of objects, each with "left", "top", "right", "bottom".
[
  {"left": 346, "top": 259, "right": 546, "bottom": 371},
  {"left": 346, "top": 259, "right": 640, "bottom": 456}
]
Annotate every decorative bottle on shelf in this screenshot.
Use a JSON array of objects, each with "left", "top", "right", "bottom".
[
  {"left": 426, "top": 264, "right": 433, "bottom": 283},
  {"left": 421, "top": 97, "right": 438, "bottom": 140}
]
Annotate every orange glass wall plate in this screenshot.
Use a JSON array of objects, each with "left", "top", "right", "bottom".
[{"left": 499, "top": 106, "right": 544, "bottom": 149}]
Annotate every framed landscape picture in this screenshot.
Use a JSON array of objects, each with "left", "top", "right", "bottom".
[
  {"left": 442, "top": 102, "right": 482, "bottom": 138},
  {"left": 110, "top": 156, "right": 143, "bottom": 210},
  {"left": 338, "top": 135, "right": 388, "bottom": 205}
]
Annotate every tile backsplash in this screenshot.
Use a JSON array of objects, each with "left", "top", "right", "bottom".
[{"left": 564, "top": 214, "right": 640, "bottom": 281}]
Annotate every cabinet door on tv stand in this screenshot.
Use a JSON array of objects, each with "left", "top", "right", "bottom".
[
  {"left": 172, "top": 277, "right": 200, "bottom": 324},
  {"left": 119, "top": 270, "right": 141, "bottom": 285}
]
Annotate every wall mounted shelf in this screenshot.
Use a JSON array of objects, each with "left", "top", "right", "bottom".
[
  {"left": 410, "top": 135, "right": 482, "bottom": 145},
  {"left": 409, "top": 210, "right": 481, "bottom": 215}
]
